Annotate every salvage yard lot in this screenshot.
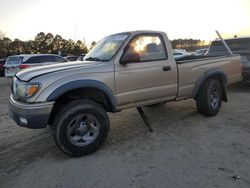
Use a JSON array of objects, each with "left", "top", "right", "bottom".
[{"left": 0, "top": 77, "right": 250, "bottom": 188}]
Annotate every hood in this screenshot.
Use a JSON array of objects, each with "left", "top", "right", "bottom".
[{"left": 16, "top": 61, "right": 103, "bottom": 82}]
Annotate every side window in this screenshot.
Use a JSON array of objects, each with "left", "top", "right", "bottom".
[
  {"left": 229, "top": 38, "right": 250, "bottom": 51},
  {"left": 26, "top": 56, "right": 42, "bottom": 64},
  {"left": 26, "top": 56, "right": 62, "bottom": 63},
  {"left": 40, "top": 56, "right": 54, "bottom": 63},
  {"left": 174, "top": 53, "right": 183, "bottom": 56},
  {"left": 122, "top": 34, "right": 167, "bottom": 63},
  {"left": 53, "top": 56, "right": 67, "bottom": 62}
]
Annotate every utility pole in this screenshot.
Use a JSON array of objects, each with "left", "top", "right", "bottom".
[
  {"left": 74, "top": 22, "right": 77, "bottom": 42},
  {"left": 83, "top": 37, "right": 86, "bottom": 45},
  {"left": 0, "top": 31, "right": 5, "bottom": 39}
]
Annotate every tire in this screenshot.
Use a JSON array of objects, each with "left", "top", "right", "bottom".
[
  {"left": 52, "top": 99, "right": 110, "bottom": 157},
  {"left": 196, "top": 79, "right": 222, "bottom": 116}
]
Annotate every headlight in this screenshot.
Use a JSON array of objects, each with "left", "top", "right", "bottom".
[
  {"left": 17, "top": 84, "right": 40, "bottom": 98},
  {"left": 14, "top": 80, "right": 41, "bottom": 99}
]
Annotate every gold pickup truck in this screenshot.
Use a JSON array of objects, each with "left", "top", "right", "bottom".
[{"left": 9, "top": 30, "right": 242, "bottom": 156}]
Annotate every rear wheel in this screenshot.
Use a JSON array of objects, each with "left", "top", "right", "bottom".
[
  {"left": 52, "top": 100, "right": 109, "bottom": 157},
  {"left": 196, "top": 79, "right": 222, "bottom": 116}
]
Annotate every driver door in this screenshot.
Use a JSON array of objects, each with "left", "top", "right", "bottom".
[{"left": 114, "top": 33, "right": 177, "bottom": 108}]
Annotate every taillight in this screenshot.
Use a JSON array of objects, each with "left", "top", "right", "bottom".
[{"left": 19, "top": 64, "right": 30, "bottom": 69}]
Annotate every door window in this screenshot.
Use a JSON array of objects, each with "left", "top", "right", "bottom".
[
  {"left": 122, "top": 34, "right": 167, "bottom": 63},
  {"left": 53, "top": 56, "right": 67, "bottom": 62},
  {"left": 26, "top": 56, "right": 54, "bottom": 63}
]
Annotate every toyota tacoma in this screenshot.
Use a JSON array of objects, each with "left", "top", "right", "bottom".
[{"left": 9, "top": 30, "right": 242, "bottom": 156}]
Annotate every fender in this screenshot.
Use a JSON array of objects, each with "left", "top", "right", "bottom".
[
  {"left": 192, "top": 69, "right": 228, "bottom": 101},
  {"left": 46, "top": 80, "right": 117, "bottom": 111}
]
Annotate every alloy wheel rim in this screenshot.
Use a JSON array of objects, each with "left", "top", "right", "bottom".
[
  {"left": 210, "top": 87, "right": 219, "bottom": 109},
  {"left": 66, "top": 114, "right": 100, "bottom": 147}
]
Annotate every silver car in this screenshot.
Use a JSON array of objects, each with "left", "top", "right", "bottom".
[{"left": 4, "top": 54, "right": 67, "bottom": 77}]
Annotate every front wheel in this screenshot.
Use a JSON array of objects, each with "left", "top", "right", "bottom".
[
  {"left": 52, "top": 100, "right": 110, "bottom": 157},
  {"left": 196, "top": 79, "right": 222, "bottom": 116}
]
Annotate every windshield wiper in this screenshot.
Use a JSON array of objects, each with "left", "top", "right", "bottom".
[{"left": 85, "top": 57, "right": 102, "bottom": 61}]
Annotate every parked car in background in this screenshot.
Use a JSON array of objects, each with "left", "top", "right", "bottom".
[
  {"left": 77, "top": 54, "right": 86, "bottom": 61},
  {"left": 193, "top": 48, "right": 208, "bottom": 56},
  {"left": 0, "top": 59, "right": 6, "bottom": 76},
  {"left": 65, "top": 55, "right": 79, "bottom": 61},
  {"left": 206, "top": 37, "right": 250, "bottom": 81},
  {"left": 173, "top": 49, "right": 190, "bottom": 59},
  {"left": 4, "top": 54, "right": 67, "bottom": 77}
]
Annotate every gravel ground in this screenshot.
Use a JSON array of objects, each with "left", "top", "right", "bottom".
[{"left": 0, "top": 77, "right": 250, "bottom": 188}]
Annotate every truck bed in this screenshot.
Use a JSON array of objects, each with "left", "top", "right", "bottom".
[
  {"left": 176, "top": 55, "right": 242, "bottom": 100},
  {"left": 176, "top": 55, "right": 228, "bottom": 63}
]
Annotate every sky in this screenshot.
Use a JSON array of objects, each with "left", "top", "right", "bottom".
[{"left": 0, "top": 0, "right": 250, "bottom": 45}]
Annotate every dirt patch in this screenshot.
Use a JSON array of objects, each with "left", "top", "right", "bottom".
[{"left": 0, "top": 78, "right": 250, "bottom": 188}]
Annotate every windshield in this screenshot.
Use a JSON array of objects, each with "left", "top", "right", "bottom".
[
  {"left": 84, "top": 33, "right": 129, "bottom": 61},
  {"left": 6, "top": 56, "right": 23, "bottom": 65}
]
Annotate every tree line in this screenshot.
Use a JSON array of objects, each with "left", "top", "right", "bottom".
[
  {"left": 0, "top": 32, "right": 97, "bottom": 59},
  {"left": 0, "top": 32, "right": 207, "bottom": 59},
  {"left": 171, "top": 39, "right": 207, "bottom": 51}
]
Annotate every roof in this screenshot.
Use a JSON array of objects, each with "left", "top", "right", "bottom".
[
  {"left": 110, "top": 30, "right": 167, "bottom": 36},
  {"left": 214, "top": 36, "right": 250, "bottom": 41}
]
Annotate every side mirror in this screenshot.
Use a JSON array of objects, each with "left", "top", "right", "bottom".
[{"left": 120, "top": 51, "right": 140, "bottom": 64}]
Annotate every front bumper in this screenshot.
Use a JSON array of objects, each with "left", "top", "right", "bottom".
[{"left": 9, "top": 95, "right": 54, "bottom": 129}]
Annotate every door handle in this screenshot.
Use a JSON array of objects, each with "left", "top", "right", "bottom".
[{"left": 163, "top": 66, "right": 171, "bottom": 71}]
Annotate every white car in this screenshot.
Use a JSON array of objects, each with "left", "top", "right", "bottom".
[
  {"left": 4, "top": 54, "right": 67, "bottom": 77},
  {"left": 173, "top": 49, "right": 190, "bottom": 59},
  {"left": 193, "top": 48, "right": 208, "bottom": 56}
]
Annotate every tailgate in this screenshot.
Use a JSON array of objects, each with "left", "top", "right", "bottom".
[
  {"left": 4, "top": 56, "right": 23, "bottom": 68},
  {"left": 4, "top": 56, "right": 23, "bottom": 77}
]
